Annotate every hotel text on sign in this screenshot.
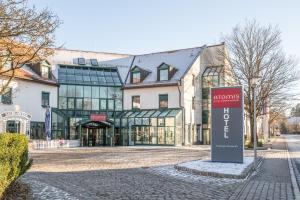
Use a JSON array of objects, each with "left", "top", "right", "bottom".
[{"left": 211, "top": 86, "right": 244, "bottom": 163}]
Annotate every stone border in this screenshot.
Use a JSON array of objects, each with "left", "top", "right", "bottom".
[
  {"left": 285, "top": 140, "right": 300, "bottom": 200},
  {"left": 174, "top": 157, "right": 262, "bottom": 179}
]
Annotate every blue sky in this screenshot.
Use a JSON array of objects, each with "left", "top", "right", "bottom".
[{"left": 30, "top": 0, "right": 300, "bottom": 102}]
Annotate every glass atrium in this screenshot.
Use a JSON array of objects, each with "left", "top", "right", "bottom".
[
  {"left": 201, "top": 66, "right": 224, "bottom": 145},
  {"left": 51, "top": 65, "right": 123, "bottom": 146}
]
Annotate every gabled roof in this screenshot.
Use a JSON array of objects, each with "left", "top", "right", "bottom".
[
  {"left": 0, "top": 65, "right": 58, "bottom": 86},
  {"left": 124, "top": 46, "right": 205, "bottom": 86}
]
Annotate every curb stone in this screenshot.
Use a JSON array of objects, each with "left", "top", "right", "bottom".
[
  {"left": 285, "top": 140, "right": 300, "bottom": 200},
  {"left": 174, "top": 157, "right": 263, "bottom": 179}
]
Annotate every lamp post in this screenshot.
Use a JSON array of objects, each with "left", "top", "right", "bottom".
[{"left": 251, "top": 77, "right": 260, "bottom": 170}]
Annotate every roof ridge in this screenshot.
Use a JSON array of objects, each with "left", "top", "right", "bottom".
[
  {"left": 54, "top": 48, "right": 132, "bottom": 56},
  {"left": 135, "top": 45, "right": 206, "bottom": 57}
]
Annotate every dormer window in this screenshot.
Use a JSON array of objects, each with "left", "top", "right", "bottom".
[
  {"left": 41, "top": 65, "right": 50, "bottom": 79},
  {"left": 78, "top": 58, "right": 86, "bottom": 65},
  {"left": 157, "top": 63, "right": 177, "bottom": 81},
  {"left": 90, "top": 59, "right": 98, "bottom": 66},
  {"left": 131, "top": 67, "right": 141, "bottom": 83},
  {"left": 159, "top": 69, "right": 168, "bottom": 81},
  {"left": 130, "top": 66, "right": 151, "bottom": 84}
]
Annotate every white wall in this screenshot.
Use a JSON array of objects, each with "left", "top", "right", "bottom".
[
  {"left": 180, "top": 44, "right": 226, "bottom": 144},
  {"left": 0, "top": 79, "right": 57, "bottom": 122},
  {"left": 123, "top": 86, "right": 179, "bottom": 110}
]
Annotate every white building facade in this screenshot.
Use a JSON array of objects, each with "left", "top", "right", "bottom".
[
  {"left": 0, "top": 63, "right": 57, "bottom": 138},
  {"left": 0, "top": 43, "right": 269, "bottom": 146}
]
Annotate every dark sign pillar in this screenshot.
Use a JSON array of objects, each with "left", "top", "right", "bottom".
[{"left": 211, "top": 86, "right": 244, "bottom": 163}]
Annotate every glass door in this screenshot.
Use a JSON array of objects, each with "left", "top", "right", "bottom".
[{"left": 133, "top": 126, "right": 150, "bottom": 145}]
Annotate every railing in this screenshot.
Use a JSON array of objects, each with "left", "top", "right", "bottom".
[{"left": 30, "top": 139, "right": 80, "bottom": 149}]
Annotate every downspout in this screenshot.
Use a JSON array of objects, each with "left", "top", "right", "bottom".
[{"left": 177, "top": 79, "right": 185, "bottom": 146}]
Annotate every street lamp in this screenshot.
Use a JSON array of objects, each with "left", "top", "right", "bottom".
[{"left": 251, "top": 77, "right": 261, "bottom": 170}]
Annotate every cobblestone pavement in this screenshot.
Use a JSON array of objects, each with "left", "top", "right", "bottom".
[
  {"left": 229, "top": 137, "right": 294, "bottom": 200},
  {"left": 21, "top": 146, "right": 243, "bottom": 200},
  {"left": 20, "top": 144, "right": 293, "bottom": 200}
]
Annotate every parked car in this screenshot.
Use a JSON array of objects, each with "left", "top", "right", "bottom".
[{"left": 274, "top": 130, "right": 281, "bottom": 136}]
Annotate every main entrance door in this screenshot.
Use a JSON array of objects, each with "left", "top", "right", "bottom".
[{"left": 82, "top": 128, "right": 106, "bottom": 147}]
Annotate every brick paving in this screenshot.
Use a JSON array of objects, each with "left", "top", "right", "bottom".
[
  {"left": 229, "top": 137, "right": 294, "bottom": 200},
  {"left": 19, "top": 140, "right": 294, "bottom": 200}
]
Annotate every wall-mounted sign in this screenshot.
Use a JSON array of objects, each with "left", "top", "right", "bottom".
[
  {"left": 1, "top": 111, "right": 31, "bottom": 120},
  {"left": 90, "top": 114, "right": 106, "bottom": 122},
  {"left": 211, "top": 86, "right": 244, "bottom": 163}
]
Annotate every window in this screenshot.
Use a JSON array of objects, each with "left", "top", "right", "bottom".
[
  {"left": 1, "top": 88, "right": 12, "bottom": 104},
  {"left": 30, "top": 122, "right": 46, "bottom": 139},
  {"left": 131, "top": 67, "right": 141, "bottom": 83},
  {"left": 132, "top": 72, "right": 140, "bottom": 83},
  {"left": 202, "top": 110, "right": 209, "bottom": 124},
  {"left": 78, "top": 58, "right": 85, "bottom": 65},
  {"left": 192, "top": 96, "right": 195, "bottom": 110},
  {"left": 41, "top": 66, "right": 50, "bottom": 79},
  {"left": 159, "top": 69, "right": 168, "bottom": 81},
  {"left": 68, "top": 98, "right": 75, "bottom": 109},
  {"left": 159, "top": 94, "right": 168, "bottom": 108},
  {"left": 42, "top": 92, "right": 50, "bottom": 107},
  {"left": 59, "top": 97, "right": 67, "bottom": 109},
  {"left": 90, "top": 59, "right": 98, "bottom": 66},
  {"left": 92, "top": 99, "right": 99, "bottom": 110},
  {"left": 100, "top": 99, "right": 107, "bottom": 110},
  {"left": 202, "top": 88, "right": 210, "bottom": 100},
  {"left": 108, "top": 99, "right": 114, "bottom": 110},
  {"left": 132, "top": 96, "right": 140, "bottom": 109},
  {"left": 158, "top": 63, "right": 169, "bottom": 81},
  {"left": 76, "top": 98, "right": 83, "bottom": 109}
]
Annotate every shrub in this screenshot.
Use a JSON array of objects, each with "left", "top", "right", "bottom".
[{"left": 0, "top": 133, "right": 30, "bottom": 198}]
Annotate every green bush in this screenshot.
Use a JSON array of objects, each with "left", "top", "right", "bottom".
[{"left": 0, "top": 133, "right": 30, "bottom": 198}]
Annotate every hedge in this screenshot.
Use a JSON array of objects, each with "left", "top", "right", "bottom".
[{"left": 0, "top": 133, "right": 30, "bottom": 198}]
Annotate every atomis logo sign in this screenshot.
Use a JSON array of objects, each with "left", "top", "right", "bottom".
[{"left": 212, "top": 88, "right": 242, "bottom": 108}]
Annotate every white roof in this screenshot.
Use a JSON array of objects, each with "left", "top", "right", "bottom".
[
  {"left": 48, "top": 46, "right": 206, "bottom": 84},
  {"left": 287, "top": 117, "right": 300, "bottom": 125},
  {"left": 99, "top": 56, "right": 134, "bottom": 82},
  {"left": 125, "top": 46, "right": 205, "bottom": 85}
]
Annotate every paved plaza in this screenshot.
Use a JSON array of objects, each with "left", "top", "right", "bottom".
[{"left": 18, "top": 137, "right": 298, "bottom": 200}]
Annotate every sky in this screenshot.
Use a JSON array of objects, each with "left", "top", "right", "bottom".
[{"left": 29, "top": 0, "right": 300, "bottom": 103}]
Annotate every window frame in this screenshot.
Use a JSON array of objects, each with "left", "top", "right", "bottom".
[
  {"left": 159, "top": 94, "right": 168, "bottom": 109},
  {"left": 157, "top": 63, "right": 170, "bottom": 81},
  {"left": 41, "top": 91, "right": 50, "bottom": 107},
  {"left": 132, "top": 95, "right": 140, "bottom": 110},
  {"left": 41, "top": 65, "right": 50, "bottom": 79},
  {"left": 1, "top": 87, "right": 12, "bottom": 104},
  {"left": 131, "top": 67, "right": 141, "bottom": 84}
]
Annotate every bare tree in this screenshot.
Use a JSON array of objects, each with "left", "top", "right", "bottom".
[
  {"left": 0, "top": 0, "right": 60, "bottom": 94},
  {"left": 221, "top": 20, "right": 299, "bottom": 144}
]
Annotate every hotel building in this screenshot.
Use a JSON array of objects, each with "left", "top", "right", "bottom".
[{"left": 0, "top": 43, "right": 269, "bottom": 146}]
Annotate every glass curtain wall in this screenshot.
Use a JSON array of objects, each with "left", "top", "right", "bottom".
[
  {"left": 51, "top": 65, "right": 123, "bottom": 140},
  {"left": 119, "top": 109, "right": 182, "bottom": 146},
  {"left": 201, "top": 66, "right": 224, "bottom": 145}
]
